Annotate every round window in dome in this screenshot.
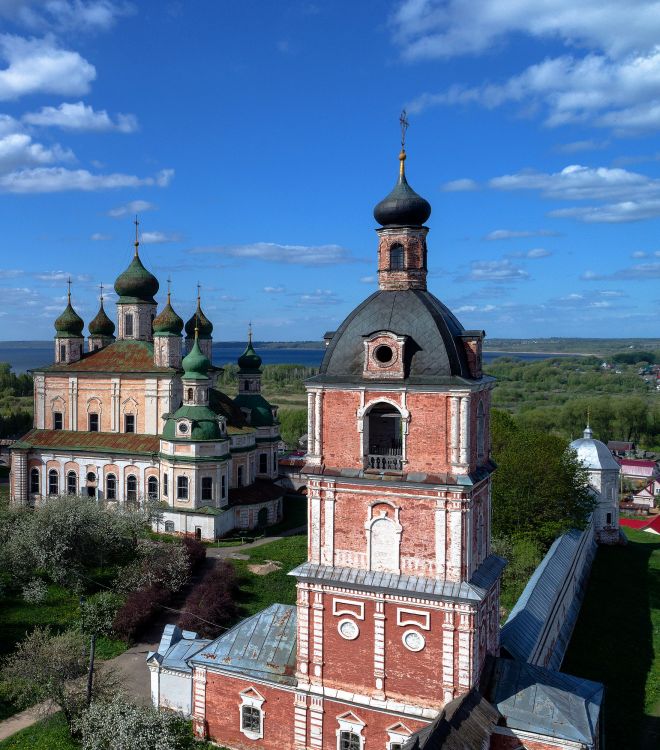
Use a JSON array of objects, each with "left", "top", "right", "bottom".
[
  {"left": 374, "top": 345, "right": 394, "bottom": 364},
  {"left": 178, "top": 423, "right": 189, "bottom": 434}
]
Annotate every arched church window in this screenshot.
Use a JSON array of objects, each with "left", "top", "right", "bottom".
[
  {"left": 48, "top": 469, "right": 59, "bottom": 495},
  {"left": 187, "top": 388, "right": 193, "bottom": 402},
  {"left": 30, "top": 468, "right": 40, "bottom": 494},
  {"left": 389, "top": 244, "right": 404, "bottom": 270},
  {"left": 476, "top": 401, "right": 486, "bottom": 460},
  {"left": 67, "top": 470, "right": 77, "bottom": 495},
  {"left": 59, "top": 343, "right": 66, "bottom": 362},
  {"left": 177, "top": 475, "right": 188, "bottom": 500},
  {"left": 147, "top": 476, "right": 159, "bottom": 500},
  {"left": 126, "top": 474, "right": 137, "bottom": 503},
  {"left": 106, "top": 473, "right": 116, "bottom": 500},
  {"left": 125, "top": 313, "right": 134, "bottom": 337},
  {"left": 366, "top": 403, "right": 402, "bottom": 471}
]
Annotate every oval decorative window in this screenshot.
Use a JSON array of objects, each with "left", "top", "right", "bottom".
[
  {"left": 402, "top": 629, "right": 425, "bottom": 652},
  {"left": 374, "top": 345, "right": 394, "bottom": 363},
  {"left": 338, "top": 618, "right": 360, "bottom": 641},
  {"left": 178, "top": 423, "right": 189, "bottom": 434}
]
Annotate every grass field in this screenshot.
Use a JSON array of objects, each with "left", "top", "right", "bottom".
[
  {"left": 562, "top": 527, "right": 660, "bottom": 750},
  {"left": 230, "top": 534, "right": 308, "bottom": 616}
]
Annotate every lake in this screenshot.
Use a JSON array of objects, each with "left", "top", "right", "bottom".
[{"left": 0, "top": 342, "right": 582, "bottom": 374}]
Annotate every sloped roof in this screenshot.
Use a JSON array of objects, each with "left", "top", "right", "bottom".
[
  {"left": 36, "top": 339, "right": 176, "bottom": 375},
  {"left": 228, "top": 478, "right": 285, "bottom": 507},
  {"left": 14, "top": 428, "right": 160, "bottom": 455},
  {"left": 290, "top": 554, "right": 505, "bottom": 604},
  {"left": 146, "top": 624, "right": 210, "bottom": 674},
  {"left": 570, "top": 435, "right": 620, "bottom": 471},
  {"left": 189, "top": 603, "right": 297, "bottom": 685},
  {"left": 402, "top": 688, "right": 499, "bottom": 750},
  {"left": 488, "top": 658, "right": 603, "bottom": 746},
  {"left": 500, "top": 529, "right": 595, "bottom": 669}
]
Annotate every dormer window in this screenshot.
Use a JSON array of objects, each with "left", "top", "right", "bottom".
[
  {"left": 178, "top": 421, "right": 189, "bottom": 435},
  {"left": 363, "top": 331, "right": 407, "bottom": 380},
  {"left": 389, "top": 244, "right": 404, "bottom": 270}
]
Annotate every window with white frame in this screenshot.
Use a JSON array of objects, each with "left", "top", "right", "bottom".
[
  {"left": 177, "top": 475, "right": 189, "bottom": 500},
  {"left": 386, "top": 723, "right": 412, "bottom": 750},
  {"left": 48, "top": 469, "right": 59, "bottom": 495},
  {"left": 106, "top": 473, "right": 116, "bottom": 500},
  {"left": 239, "top": 688, "right": 264, "bottom": 740},
  {"left": 336, "top": 713, "right": 365, "bottom": 750}
]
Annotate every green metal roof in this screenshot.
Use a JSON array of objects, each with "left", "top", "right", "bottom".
[
  {"left": 114, "top": 251, "right": 159, "bottom": 304},
  {"left": 234, "top": 392, "right": 277, "bottom": 426},
  {"left": 163, "top": 404, "right": 224, "bottom": 441}
]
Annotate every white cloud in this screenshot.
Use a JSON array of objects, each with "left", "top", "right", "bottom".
[
  {"left": 33, "top": 270, "right": 90, "bottom": 283},
  {"left": 23, "top": 101, "right": 138, "bottom": 132},
  {"left": 0, "top": 268, "right": 23, "bottom": 278},
  {"left": 441, "top": 178, "right": 479, "bottom": 192},
  {"left": 90, "top": 232, "right": 111, "bottom": 240},
  {"left": 0, "top": 34, "right": 95, "bottom": 100},
  {"left": 484, "top": 228, "right": 560, "bottom": 240},
  {"left": 298, "top": 289, "right": 341, "bottom": 305},
  {"left": 0, "top": 132, "right": 73, "bottom": 170},
  {"left": 107, "top": 199, "right": 156, "bottom": 217},
  {"left": 0, "top": 166, "right": 173, "bottom": 193},
  {"left": 526, "top": 248, "right": 551, "bottom": 258},
  {"left": 189, "top": 242, "right": 352, "bottom": 266},
  {"left": 263, "top": 286, "right": 285, "bottom": 293},
  {"left": 582, "top": 262, "right": 660, "bottom": 280},
  {"left": 454, "top": 303, "right": 496, "bottom": 314},
  {"left": 0, "top": 1, "right": 134, "bottom": 33},
  {"left": 555, "top": 140, "right": 609, "bottom": 153},
  {"left": 466, "top": 259, "right": 529, "bottom": 282},
  {"left": 140, "top": 230, "right": 182, "bottom": 244},
  {"left": 360, "top": 275, "right": 375, "bottom": 283},
  {"left": 391, "top": 0, "right": 660, "bottom": 61}
]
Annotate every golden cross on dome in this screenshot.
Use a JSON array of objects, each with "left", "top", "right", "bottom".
[
  {"left": 133, "top": 215, "right": 140, "bottom": 255},
  {"left": 400, "top": 109, "right": 409, "bottom": 150}
]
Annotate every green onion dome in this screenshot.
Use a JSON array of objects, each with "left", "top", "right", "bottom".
[
  {"left": 114, "top": 248, "right": 159, "bottom": 304},
  {"left": 237, "top": 337, "right": 262, "bottom": 373},
  {"left": 182, "top": 334, "right": 211, "bottom": 380},
  {"left": 54, "top": 295, "right": 84, "bottom": 338},
  {"left": 88, "top": 300, "right": 115, "bottom": 337},
  {"left": 153, "top": 293, "right": 184, "bottom": 336},
  {"left": 185, "top": 297, "right": 213, "bottom": 339}
]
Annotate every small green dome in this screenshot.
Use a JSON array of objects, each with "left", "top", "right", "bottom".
[
  {"left": 185, "top": 298, "right": 213, "bottom": 338},
  {"left": 162, "top": 405, "right": 224, "bottom": 441},
  {"left": 153, "top": 295, "right": 184, "bottom": 336},
  {"left": 114, "top": 251, "right": 159, "bottom": 304},
  {"left": 88, "top": 300, "right": 115, "bottom": 337},
  {"left": 54, "top": 297, "right": 84, "bottom": 338},
  {"left": 182, "top": 336, "right": 211, "bottom": 379},
  {"left": 234, "top": 393, "right": 276, "bottom": 426},
  {"left": 238, "top": 339, "right": 262, "bottom": 373}
]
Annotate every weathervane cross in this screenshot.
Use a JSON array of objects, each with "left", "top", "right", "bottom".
[
  {"left": 99, "top": 282, "right": 104, "bottom": 302},
  {"left": 400, "top": 108, "right": 409, "bottom": 149}
]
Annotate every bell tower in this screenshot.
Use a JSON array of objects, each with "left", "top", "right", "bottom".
[{"left": 290, "top": 120, "right": 502, "bottom": 741}]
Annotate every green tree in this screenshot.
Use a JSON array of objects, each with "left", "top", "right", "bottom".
[{"left": 491, "top": 409, "right": 595, "bottom": 549}]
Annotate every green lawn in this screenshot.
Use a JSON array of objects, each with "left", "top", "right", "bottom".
[
  {"left": 562, "top": 528, "right": 660, "bottom": 750},
  {"left": 229, "top": 534, "right": 308, "bottom": 616},
  {"left": 0, "top": 713, "right": 76, "bottom": 750}
]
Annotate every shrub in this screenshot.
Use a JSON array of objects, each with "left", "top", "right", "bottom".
[
  {"left": 182, "top": 537, "right": 206, "bottom": 572},
  {"left": 112, "top": 584, "right": 170, "bottom": 642},
  {"left": 119, "top": 541, "right": 192, "bottom": 595},
  {"left": 177, "top": 563, "right": 238, "bottom": 638},
  {"left": 22, "top": 577, "right": 48, "bottom": 604}
]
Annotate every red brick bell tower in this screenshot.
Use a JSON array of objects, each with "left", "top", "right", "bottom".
[{"left": 290, "top": 130, "right": 502, "bottom": 750}]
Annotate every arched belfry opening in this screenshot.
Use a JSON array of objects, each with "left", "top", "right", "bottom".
[{"left": 366, "top": 403, "right": 402, "bottom": 471}]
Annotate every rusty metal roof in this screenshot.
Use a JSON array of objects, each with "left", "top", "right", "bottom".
[
  {"left": 189, "top": 603, "right": 297, "bottom": 685},
  {"left": 15, "top": 428, "right": 160, "bottom": 455},
  {"left": 37, "top": 339, "right": 176, "bottom": 374}
]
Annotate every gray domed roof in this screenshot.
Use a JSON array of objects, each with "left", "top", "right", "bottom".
[
  {"left": 373, "top": 151, "right": 431, "bottom": 227},
  {"left": 570, "top": 427, "right": 620, "bottom": 471},
  {"left": 315, "top": 289, "right": 472, "bottom": 383}
]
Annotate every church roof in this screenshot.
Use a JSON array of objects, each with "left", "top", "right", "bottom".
[
  {"left": 373, "top": 150, "right": 431, "bottom": 228},
  {"left": 500, "top": 529, "right": 595, "bottom": 669},
  {"left": 162, "top": 404, "right": 224, "bottom": 441},
  {"left": 54, "top": 298, "right": 84, "bottom": 338},
  {"left": 488, "top": 658, "right": 603, "bottom": 746},
  {"left": 233, "top": 393, "right": 276, "bottom": 426},
  {"left": 13, "top": 428, "right": 160, "bottom": 456},
  {"left": 88, "top": 300, "right": 115, "bottom": 337},
  {"left": 182, "top": 335, "right": 211, "bottom": 380},
  {"left": 189, "top": 603, "right": 297, "bottom": 685},
  {"left": 228, "top": 478, "right": 285, "bottom": 507},
  {"left": 36, "top": 339, "right": 177, "bottom": 375},
  {"left": 114, "top": 251, "right": 159, "bottom": 304},
  {"left": 153, "top": 296, "right": 184, "bottom": 336},
  {"left": 185, "top": 299, "right": 213, "bottom": 338},
  {"left": 310, "top": 289, "right": 478, "bottom": 385},
  {"left": 146, "top": 624, "right": 211, "bottom": 674},
  {"left": 569, "top": 427, "right": 620, "bottom": 472}
]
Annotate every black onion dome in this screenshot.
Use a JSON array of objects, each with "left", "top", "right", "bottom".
[
  {"left": 185, "top": 301, "right": 213, "bottom": 338},
  {"left": 153, "top": 297, "right": 184, "bottom": 335},
  {"left": 238, "top": 340, "right": 262, "bottom": 372},
  {"left": 88, "top": 301, "right": 115, "bottom": 336},
  {"left": 316, "top": 289, "right": 471, "bottom": 382},
  {"left": 374, "top": 151, "right": 431, "bottom": 227},
  {"left": 114, "top": 253, "right": 159, "bottom": 304}
]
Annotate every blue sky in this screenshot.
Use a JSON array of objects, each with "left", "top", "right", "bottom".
[{"left": 1, "top": 0, "right": 660, "bottom": 342}]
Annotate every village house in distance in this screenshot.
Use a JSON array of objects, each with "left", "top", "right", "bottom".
[
  {"left": 9, "top": 225, "right": 284, "bottom": 539},
  {"left": 148, "top": 131, "right": 618, "bottom": 749}
]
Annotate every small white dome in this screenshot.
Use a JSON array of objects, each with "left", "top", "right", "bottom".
[{"left": 570, "top": 426, "right": 620, "bottom": 471}]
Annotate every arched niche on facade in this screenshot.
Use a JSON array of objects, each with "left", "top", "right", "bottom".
[{"left": 365, "top": 500, "right": 402, "bottom": 574}]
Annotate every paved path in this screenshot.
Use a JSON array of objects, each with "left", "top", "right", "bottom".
[{"left": 0, "top": 526, "right": 308, "bottom": 742}]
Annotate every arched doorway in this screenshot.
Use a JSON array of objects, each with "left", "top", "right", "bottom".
[
  {"left": 366, "top": 403, "right": 402, "bottom": 471},
  {"left": 257, "top": 507, "right": 268, "bottom": 528}
]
